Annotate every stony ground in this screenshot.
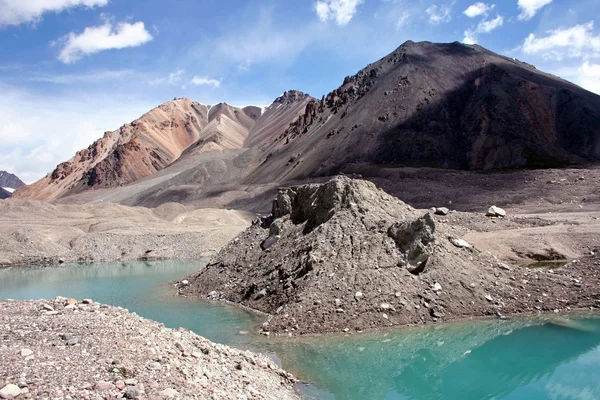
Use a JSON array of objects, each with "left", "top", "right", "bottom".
[
  {"left": 0, "top": 200, "right": 253, "bottom": 268},
  {"left": 0, "top": 298, "right": 299, "bottom": 400},
  {"left": 181, "top": 176, "right": 600, "bottom": 336}
]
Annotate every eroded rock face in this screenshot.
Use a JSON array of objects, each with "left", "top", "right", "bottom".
[{"left": 183, "top": 176, "right": 522, "bottom": 334}]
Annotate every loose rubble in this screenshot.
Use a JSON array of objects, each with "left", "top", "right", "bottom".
[{"left": 0, "top": 299, "right": 299, "bottom": 400}]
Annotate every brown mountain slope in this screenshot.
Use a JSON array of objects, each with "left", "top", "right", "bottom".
[
  {"left": 182, "top": 103, "right": 256, "bottom": 157},
  {"left": 14, "top": 92, "right": 312, "bottom": 202},
  {"left": 244, "top": 41, "right": 600, "bottom": 184},
  {"left": 13, "top": 99, "right": 261, "bottom": 201}
]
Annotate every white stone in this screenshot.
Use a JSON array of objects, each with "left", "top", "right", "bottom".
[
  {"left": 435, "top": 207, "right": 449, "bottom": 216},
  {"left": 432, "top": 283, "right": 442, "bottom": 292},
  {"left": 20, "top": 348, "right": 33, "bottom": 357},
  {"left": 449, "top": 237, "right": 471, "bottom": 248},
  {"left": 486, "top": 206, "right": 506, "bottom": 217},
  {"left": 0, "top": 384, "right": 21, "bottom": 398}
]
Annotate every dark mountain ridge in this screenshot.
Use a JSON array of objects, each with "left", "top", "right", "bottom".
[{"left": 244, "top": 41, "right": 600, "bottom": 184}]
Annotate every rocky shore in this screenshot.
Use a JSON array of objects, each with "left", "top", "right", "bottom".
[
  {"left": 181, "top": 176, "right": 600, "bottom": 335},
  {"left": 0, "top": 298, "right": 299, "bottom": 400}
]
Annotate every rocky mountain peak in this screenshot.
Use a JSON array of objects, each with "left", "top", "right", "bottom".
[
  {"left": 274, "top": 90, "right": 311, "bottom": 105},
  {"left": 0, "top": 171, "right": 25, "bottom": 190}
]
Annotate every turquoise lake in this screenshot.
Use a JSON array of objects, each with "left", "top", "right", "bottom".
[{"left": 1, "top": 260, "right": 600, "bottom": 400}]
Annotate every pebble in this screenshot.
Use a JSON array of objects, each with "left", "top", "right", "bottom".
[
  {"left": 432, "top": 283, "right": 442, "bottom": 292},
  {"left": 497, "top": 263, "right": 512, "bottom": 271},
  {"left": 0, "top": 384, "right": 21, "bottom": 398},
  {"left": 147, "top": 362, "right": 162, "bottom": 370},
  {"left": 95, "top": 381, "right": 114, "bottom": 391},
  {"left": 159, "top": 388, "right": 180, "bottom": 398},
  {"left": 20, "top": 348, "right": 33, "bottom": 357},
  {"left": 42, "top": 304, "right": 54, "bottom": 311},
  {"left": 124, "top": 387, "right": 142, "bottom": 399},
  {"left": 354, "top": 291, "right": 363, "bottom": 301},
  {"left": 448, "top": 237, "right": 471, "bottom": 248}
]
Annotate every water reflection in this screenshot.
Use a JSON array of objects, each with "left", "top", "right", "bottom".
[{"left": 273, "top": 318, "right": 600, "bottom": 400}]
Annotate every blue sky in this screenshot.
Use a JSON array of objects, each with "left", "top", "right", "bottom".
[{"left": 1, "top": 0, "right": 599, "bottom": 182}]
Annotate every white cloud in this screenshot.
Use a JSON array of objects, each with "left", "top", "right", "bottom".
[
  {"left": 149, "top": 70, "right": 184, "bottom": 86},
  {"left": 477, "top": 15, "right": 503, "bottom": 33},
  {"left": 463, "top": 2, "right": 494, "bottom": 18},
  {"left": 517, "top": 0, "right": 553, "bottom": 21},
  {"left": 190, "top": 76, "right": 221, "bottom": 88},
  {"left": 315, "top": 0, "right": 364, "bottom": 25},
  {"left": 55, "top": 20, "right": 153, "bottom": 63},
  {"left": 463, "top": 15, "right": 503, "bottom": 43},
  {"left": 0, "top": 84, "right": 153, "bottom": 183},
  {"left": 426, "top": 4, "right": 452, "bottom": 25},
  {"left": 579, "top": 61, "right": 600, "bottom": 94},
  {"left": 0, "top": 0, "right": 108, "bottom": 26},
  {"left": 29, "top": 69, "right": 135, "bottom": 85},
  {"left": 463, "top": 31, "right": 477, "bottom": 44},
  {"left": 522, "top": 22, "right": 600, "bottom": 60},
  {"left": 396, "top": 11, "right": 411, "bottom": 28},
  {"left": 211, "top": 11, "right": 314, "bottom": 71}
]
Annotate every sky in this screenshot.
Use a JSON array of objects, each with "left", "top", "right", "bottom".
[{"left": 1, "top": 0, "right": 599, "bottom": 183}]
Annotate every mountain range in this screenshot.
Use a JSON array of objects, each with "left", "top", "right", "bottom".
[
  {"left": 0, "top": 171, "right": 25, "bottom": 199},
  {"left": 13, "top": 41, "right": 600, "bottom": 205}
]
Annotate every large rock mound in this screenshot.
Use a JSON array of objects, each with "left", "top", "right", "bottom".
[{"left": 185, "top": 177, "right": 548, "bottom": 334}]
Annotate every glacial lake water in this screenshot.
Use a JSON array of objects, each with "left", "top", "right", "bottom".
[{"left": 1, "top": 260, "right": 600, "bottom": 400}]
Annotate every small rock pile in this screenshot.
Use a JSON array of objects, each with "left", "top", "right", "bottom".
[{"left": 0, "top": 298, "right": 299, "bottom": 400}]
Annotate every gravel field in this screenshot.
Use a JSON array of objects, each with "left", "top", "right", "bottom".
[{"left": 0, "top": 298, "right": 299, "bottom": 400}]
